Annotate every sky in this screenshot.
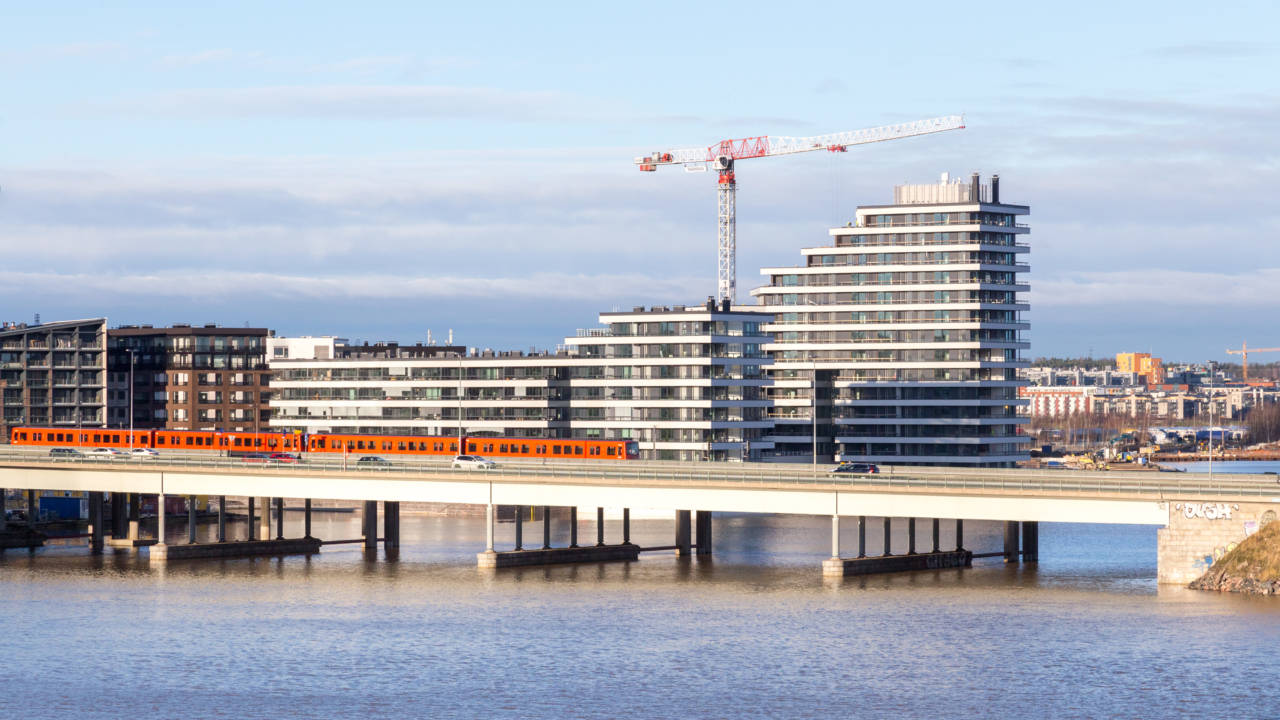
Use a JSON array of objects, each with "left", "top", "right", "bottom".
[{"left": 1, "top": 1, "right": 1277, "bottom": 361}]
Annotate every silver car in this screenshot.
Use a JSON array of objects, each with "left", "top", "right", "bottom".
[{"left": 451, "top": 455, "right": 496, "bottom": 470}]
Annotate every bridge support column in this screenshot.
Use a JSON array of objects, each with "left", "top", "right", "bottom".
[
  {"left": 304, "top": 499, "right": 312, "bottom": 539},
  {"left": 258, "top": 498, "right": 271, "bottom": 543},
  {"left": 217, "top": 496, "right": 227, "bottom": 542},
  {"left": 485, "top": 504, "right": 495, "bottom": 552},
  {"left": 111, "top": 493, "right": 126, "bottom": 538},
  {"left": 623, "top": 508, "right": 631, "bottom": 545},
  {"left": 187, "top": 496, "right": 198, "bottom": 544},
  {"left": 0, "top": 487, "right": 5, "bottom": 528},
  {"left": 883, "top": 517, "right": 892, "bottom": 556},
  {"left": 830, "top": 515, "right": 840, "bottom": 558},
  {"left": 675, "top": 510, "right": 692, "bottom": 556},
  {"left": 695, "top": 511, "right": 712, "bottom": 556},
  {"left": 275, "top": 498, "right": 284, "bottom": 540},
  {"left": 514, "top": 506, "right": 523, "bottom": 550},
  {"left": 1003, "top": 521, "right": 1020, "bottom": 564},
  {"left": 156, "top": 493, "right": 167, "bottom": 545},
  {"left": 857, "top": 516, "right": 866, "bottom": 558},
  {"left": 27, "top": 490, "right": 37, "bottom": 527},
  {"left": 908, "top": 518, "right": 917, "bottom": 555},
  {"left": 362, "top": 501, "right": 378, "bottom": 550},
  {"left": 956, "top": 519, "right": 965, "bottom": 551},
  {"left": 1021, "top": 521, "right": 1038, "bottom": 563},
  {"left": 569, "top": 507, "right": 578, "bottom": 548},
  {"left": 384, "top": 502, "right": 400, "bottom": 551},
  {"left": 542, "top": 506, "right": 552, "bottom": 550},
  {"left": 246, "top": 497, "right": 256, "bottom": 541},
  {"left": 595, "top": 507, "right": 604, "bottom": 546},
  {"left": 88, "top": 491, "right": 104, "bottom": 554}
]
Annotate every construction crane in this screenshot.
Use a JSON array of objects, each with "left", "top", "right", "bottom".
[
  {"left": 634, "top": 115, "right": 965, "bottom": 304},
  {"left": 1226, "top": 341, "right": 1280, "bottom": 381}
]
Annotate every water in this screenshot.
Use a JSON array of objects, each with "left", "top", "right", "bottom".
[{"left": 4, "top": 498, "right": 1280, "bottom": 717}]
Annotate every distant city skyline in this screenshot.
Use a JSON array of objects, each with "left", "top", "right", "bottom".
[{"left": 2, "top": 1, "right": 1277, "bottom": 361}]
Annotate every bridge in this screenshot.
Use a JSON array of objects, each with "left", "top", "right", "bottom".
[{"left": 3, "top": 449, "right": 1278, "bottom": 583}]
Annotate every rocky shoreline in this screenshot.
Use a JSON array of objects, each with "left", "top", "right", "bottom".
[{"left": 1189, "top": 520, "right": 1280, "bottom": 595}]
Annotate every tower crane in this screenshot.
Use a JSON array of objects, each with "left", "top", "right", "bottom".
[
  {"left": 634, "top": 115, "right": 965, "bottom": 304},
  {"left": 1226, "top": 341, "right": 1280, "bottom": 382}
]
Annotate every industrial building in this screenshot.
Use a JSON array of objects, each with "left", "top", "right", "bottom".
[{"left": 751, "top": 173, "right": 1031, "bottom": 466}]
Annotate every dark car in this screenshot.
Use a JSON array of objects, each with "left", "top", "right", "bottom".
[
  {"left": 269, "top": 452, "right": 303, "bottom": 463},
  {"left": 241, "top": 452, "right": 271, "bottom": 463},
  {"left": 49, "top": 447, "right": 84, "bottom": 458},
  {"left": 832, "top": 462, "right": 879, "bottom": 475},
  {"left": 357, "top": 456, "right": 391, "bottom": 467}
]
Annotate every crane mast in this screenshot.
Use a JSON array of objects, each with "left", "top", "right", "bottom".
[{"left": 635, "top": 115, "right": 965, "bottom": 304}]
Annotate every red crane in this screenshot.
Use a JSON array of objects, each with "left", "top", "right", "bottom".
[{"left": 634, "top": 115, "right": 965, "bottom": 303}]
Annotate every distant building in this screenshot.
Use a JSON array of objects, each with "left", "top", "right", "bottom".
[
  {"left": 107, "top": 324, "right": 272, "bottom": 431},
  {"left": 1018, "top": 386, "right": 1104, "bottom": 416},
  {"left": 0, "top": 318, "right": 107, "bottom": 431},
  {"left": 752, "top": 173, "right": 1030, "bottom": 467},
  {"left": 1116, "top": 352, "right": 1165, "bottom": 385}
]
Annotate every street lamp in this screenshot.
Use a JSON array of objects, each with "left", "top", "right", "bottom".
[
  {"left": 812, "top": 359, "right": 818, "bottom": 472},
  {"left": 126, "top": 348, "right": 135, "bottom": 452}
]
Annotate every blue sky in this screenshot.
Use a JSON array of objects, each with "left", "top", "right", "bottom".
[{"left": 1, "top": 1, "right": 1277, "bottom": 360}]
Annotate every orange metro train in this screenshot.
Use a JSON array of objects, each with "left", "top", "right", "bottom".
[{"left": 10, "top": 426, "right": 639, "bottom": 461}]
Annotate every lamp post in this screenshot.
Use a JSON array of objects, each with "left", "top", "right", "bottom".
[
  {"left": 812, "top": 360, "right": 818, "bottom": 471},
  {"left": 126, "top": 348, "right": 135, "bottom": 452}
]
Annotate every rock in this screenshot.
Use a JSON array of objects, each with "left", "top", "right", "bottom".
[{"left": 1189, "top": 519, "right": 1280, "bottom": 595}]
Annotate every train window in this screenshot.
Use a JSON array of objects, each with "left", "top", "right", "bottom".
[
  {"left": 233, "top": 438, "right": 242, "bottom": 447},
  {"left": 449, "top": 443, "right": 457, "bottom": 452},
  {"left": 499, "top": 444, "right": 508, "bottom": 453},
  {"left": 553, "top": 446, "right": 561, "bottom": 455},
  {"left": 398, "top": 442, "right": 406, "bottom": 451},
  {"left": 521, "top": 444, "right": 529, "bottom": 454},
  {"left": 484, "top": 444, "right": 493, "bottom": 453},
  {"left": 575, "top": 446, "right": 583, "bottom": 455},
  {"left": 590, "top": 447, "right": 599, "bottom": 456},
  {"left": 92, "top": 434, "right": 101, "bottom": 443},
  {"left": 34, "top": 433, "right": 42, "bottom": 441},
  {"left": 157, "top": 436, "right": 165, "bottom": 445},
  {"left": 607, "top": 447, "right": 616, "bottom": 456},
  {"left": 433, "top": 443, "right": 442, "bottom": 452}
]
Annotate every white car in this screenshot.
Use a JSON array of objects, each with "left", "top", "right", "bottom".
[
  {"left": 130, "top": 448, "right": 160, "bottom": 459},
  {"left": 87, "top": 447, "right": 123, "bottom": 458},
  {"left": 452, "top": 455, "right": 496, "bottom": 470}
]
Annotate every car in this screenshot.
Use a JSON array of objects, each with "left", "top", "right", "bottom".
[
  {"left": 269, "top": 452, "right": 303, "bottom": 463},
  {"left": 832, "top": 462, "right": 879, "bottom": 475},
  {"left": 87, "top": 448, "right": 123, "bottom": 458},
  {"left": 452, "top": 455, "right": 496, "bottom": 470},
  {"left": 49, "top": 447, "right": 83, "bottom": 458},
  {"left": 241, "top": 452, "right": 271, "bottom": 463},
  {"left": 357, "top": 456, "right": 392, "bottom": 467},
  {"left": 129, "top": 448, "right": 160, "bottom": 459}
]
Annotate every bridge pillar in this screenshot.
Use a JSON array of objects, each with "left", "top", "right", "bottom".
[
  {"left": 542, "top": 506, "right": 552, "bottom": 550},
  {"left": 695, "top": 511, "right": 712, "bottom": 556},
  {"left": 246, "top": 497, "right": 256, "bottom": 541},
  {"left": 275, "top": 498, "right": 284, "bottom": 540},
  {"left": 883, "top": 517, "right": 892, "bottom": 556},
  {"left": 514, "top": 506, "right": 524, "bottom": 550},
  {"left": 908, "top": 518, "right": 917, "bottom": 555},
  {"left": 623, "top": 508, "right": 631, "bottom": 545},
  {"left": 956, "top": 519, "right": 965, "bottom": 551},
  {"left": 384, "top": 502, "right": 400, "bottom": 551},
  {"left": 88, "top": 491, "right": 104, "bottom": 554},
  {"left": 27, "top": 490, "right": 37, "bottom": 526},
  {"left": 1021, "top": 521, "right": 1038, "bottom": 562},
  {"left": 304, "top": 499, "right": 312, "bottom": 540},
  {"left": 675, "top": 510, "right": 692, "bottom": 556},
  {"left": 362, "top": 501, "right": 378, "bottom": 550},
  {"left": 857, "top": 516, "right": 866, "bottom": 558},
  {"left": 110, "top": 493, "right": 126, "bottom": 538},
  {"left": 1003, "top": 521, "right": 1020, "bottom": 563},
  {"left": 932, "top": 518, "right": 940, "bottom": 553},
  {"left": 485, "top": 504, "right": 495, "bottom": 552},
  {"left": 218, "top": 496, "right": 227, "bottom": 542},
  {"left": 258, "top": 497, "right": 272, "bottom": 543},
  {"left": 595, "top": 507, "right": 604, "bottom": 547},
  {"left": 830, "top": 515, "right": 840, "bottom": 558},
  {"left": 188, "top": 496, "right": 198, "bottom": 544},
  {"left": 0, "top": 487, "right": 5, "bottom": 528},
  {"left": 569, "top": 507, "right": 578, "bottom": 548},
  {"left": 156, "top": 493, "right": 167, "bottom": 545}
]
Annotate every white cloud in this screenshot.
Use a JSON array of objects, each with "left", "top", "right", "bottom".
[{"left": 1033, "top": 269, "right": 1280, "bottom": 308}]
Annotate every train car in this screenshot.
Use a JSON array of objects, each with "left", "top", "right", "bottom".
[
  {"left": 10, "top": 427, "right": 153, "bottom": 449},
  {"left": 304, "top": 432, "right": 638, "bottom": 461}
]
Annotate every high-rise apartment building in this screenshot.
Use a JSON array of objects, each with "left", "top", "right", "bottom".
[
  {"left": 752, "top": 173, "right": 1030, "bottom": 467},
  {"left": 0, "top": 319, "right": 107, "bottom": 434},
  {"left": 107, "top": 325, "right": 271, "bottom": 431}
]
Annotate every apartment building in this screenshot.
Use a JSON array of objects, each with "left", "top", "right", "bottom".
[
  {"left": 751, "top": 173, "right": 1031, "bottom": 467},
  {"left": 0, "top": 318, "right": 107, "bottom": 433}
]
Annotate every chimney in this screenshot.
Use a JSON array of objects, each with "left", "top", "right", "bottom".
[
  {"left": 969, "top": 172, "right": 980, "bottom": 202},
  {"left": 991, "top": 174, "right": 1000, "bottom": 203}
]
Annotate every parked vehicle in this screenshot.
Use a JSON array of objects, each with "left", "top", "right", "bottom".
[
  {"left": 49, "top": 447, "right": 83, "bottom": 458},
  {"left": 831, "top": 462, "right": 879, "bottom": 475},
  {"left": 241, "top": 452, "right": 271, "bottom": 463},
  {"left": 130, "top": 448, "right": 160, "bottom": 459},
  {"left": 269, "top": 452, "right": 303, "bottom": 463},
  {"left": 452, "top": 455, "right": 496, "bottom": 470},
  {"left": 87, "top": 448, "right": 123, "bottom": 458},
  {"left": 357, "top": 456, "right": 391, "bottom": 467}
]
